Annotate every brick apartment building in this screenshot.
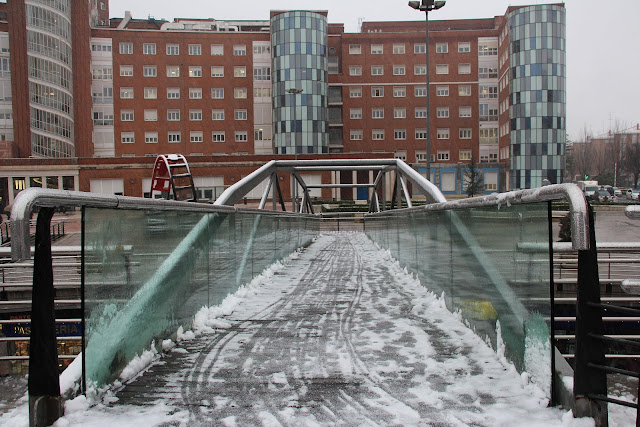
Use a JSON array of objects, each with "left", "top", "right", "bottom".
[{"left": 0, "top": 0, "right": 566, "bottom": 210}]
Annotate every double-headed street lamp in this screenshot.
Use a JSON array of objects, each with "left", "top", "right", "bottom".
[
  {"left": 409, "top": 0, "right": 446, "bottom": 184},
  {"left": 286, "top": 87, "right": 303, "bottom": 211}
]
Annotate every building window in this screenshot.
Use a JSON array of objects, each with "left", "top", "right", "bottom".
[
  {"left": 235, "top": 109, "right": 247, "bottom": 120},
  {"left": 394, "top": 129, "right": 406, "bottom": 140},
  {"left": 458, "top": 63, "right": 471, "bottom": 74},
  {"left": 371, "top": 108, "right": 384, "bottom": 119},
  {"left": 350, "top": 108, "right": 362, "bottom": 119},
  {"left": 393, "top": 65, "right": 405, "bottom": 76},
  {"left": 121, "top": 132, "right": 134, "bottom": 144},
  {"left": 189, "top": 66, "right": 202, "bottom": 77},
  {"left": 415, "top": 107, "right": 427, "bottom": 118},
  {"left": 459, "top": 150, "right": 472, "bottom": 161},
  {"left": 234, "top": 66, "right": 246, "bottom": 78},
  {"left": 212, "top": 131, "right": 225, "bottom": 142},
  {"left": 211, "top": 88, "right": 224, "bottom": 99},
  {"left": 459, "top": 106, "right": 472, "bottom": 117},
  {"left": 350, "top": 130, "right": 363, "bottom": 140},
  {"left": 479, "top": 104, "right": 498, "bottom": 121},
  {"left": 371, "top": 44, "right": 383, "bottom": 54},
  {"left": 120, "top": 65, "right": 133, "bottom": 76},
  {"left": 437, "top": 151, "right": 450, "bottom": 161},
  {"left": 349, "top": 44, "right": 361, "bottom": 54},
  {"left": 189, "top": 88, "right": 202, "bottom": 99},
  {"left": 168, "top": 132, "right": 181, "bottom": 143},
  {"left": 349, "top": 65, "right": 362, "bottom": 76},
  {"left": 143, "top": 65, "right": 157, "bottom": 77},
  {"left": 436, "top": 86, "right": 449, "bottom": 96},
  {"left": 479, "top": 67, "right": 498, "bottom": 79},
  {"left": 166, "top": 66, "right": 180, "bottom": 77},
  {"left": 143, "top": 43, "right": 156, "bottom": 55},
  {"left": 436, "top": 64, "right": 449, "bottom": 74},
  {"left": 189, "top": 110, "right": 202, "bottom": 121},
  {"left": 144, "top": 109, "right": 157, "bottom": 121},
  {"left": 371, "top": 86, "right": 384, "bottom": 97},
  {"left": 414, "top": 43, "right": 426, "bottom": 54},
  {"left": 91, "top": 67, "right": 113, "bottom": 80},
  {"left": 167, "top": 88, "right": 180, "bottom": 99},
  {"left": 437, "top": 128, "right": 450, "bottom": 139},
  {"left": 190, "top": 131, "right": 203, "bottom": 143},
  {"left": 436, "top": 43, "right": 448, "bottom": 53},
  {"left": 393, "top": 86, "right": 406, "bottom": 97},
  {"left": 479, "top": 128, "right": 498, "bottom": 144},
  {"left": 478, "top": 41, "right": 498, "bottom": 56},
  {"left": 459, "top": 128, "right": 472, "bottom": 139},
  {"left": 120, "top": 110, "right": 134, "bottom": 121},
  {"left": 254, "top": 87, "right": 271, "bottom": 98},
  {"left": 458, "top": 85, "right": 472, "bottom": 96},
  {"left": 479, "top": 85, "right": 498, "bottom": 99},
  {"left": 212, "top": 109, "right": 225, "bottom": 120},
  {"left": 253, "top": 67, "right": 270, "bottom": 81},
  {"left": 120, "top": 87, "right": 133, "bottom": 99},
  {"left": 372, "top": 129, "right": 385, "bottom": 140},
  {"left": 119, "top": 42, "right": 133, "bottom": 54},
  {"left": 436, "top": 107, "right": 449, "bottom": 118},
  {"left": 393, "top": 44, "right": 405, "bottom": 54},
  {"left": 371, "top": 65, "right": 383, "bottom": 76},
  {"left": 166, "top": 44, "right": 179, "bottom": 55},
  {"left": 458, "top": 42, "right": 470, "bottom": 53},
  {"left": 414, "top": 65, "right": 426, "bottom": 75},
  {"left": 415, "top": 129, "right": 427, "bottom": 139},
  {"left": 167, "top": 109, "right": 180, "bottom": 121},
  {"left": 143, "top": 87, "right": 157, "bottom": 99},
  {"left": 350, "top": 86, "right": 362, "bottom": 98},
  {"left": 233, "top": 45, "right": 246, "bottom": 56},
  {"left": 211, "top": 66, "right": 224, "bottom": 77},
  {"left": 235, "top": 131, "right": 248, "bottom": 142},
  {"left": 211, "top": 44, "right": 223, "bottom": 55},
  {"left": 188, "top": 44, "right": 202, "bottom": 56},
  {"left": 415, "top": 86, "right": 428, "bottom": 97},
  {"left": 145, "top": 131, "right": 158, "bottom": 143},
  {"left": 394, "top": 108, "right": 406, "bottom": 119},
  {"left": 234, "top": 88, "right": 247, "bottom": 99}
]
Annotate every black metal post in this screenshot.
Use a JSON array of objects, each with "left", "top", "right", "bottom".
[
  {"left": 573, "top": 204, "right": 608, "bottom": 426},
  {"left": 28, "top": 207, "right": 63, "bottom": 426},
  {"left": 547, "top": 201, "right": 557, "bottom": 406},
  {"left": 425, "top": 9, "right": 431, "bottom": 183}
]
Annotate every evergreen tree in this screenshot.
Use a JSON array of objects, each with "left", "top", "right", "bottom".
[{"left": 464, "top": 156, "right": 484, "bottom": 197}]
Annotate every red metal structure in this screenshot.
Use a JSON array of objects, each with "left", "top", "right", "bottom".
[{"left": 149, "top": 154, "right": 197, "bottom": 201}]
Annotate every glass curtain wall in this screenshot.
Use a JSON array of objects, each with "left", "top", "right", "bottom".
[
  {"left": 271, "top": 11, "right": 329, "bottom": 155},
  {"left": 82, "top": 208, "right": 318, "bottom": 386},
  {"left": 26, "top": 0, "right": 75, "bottom": 157},
  {"left": 509, "top": 5, "right": 566, "bottom": 189}
]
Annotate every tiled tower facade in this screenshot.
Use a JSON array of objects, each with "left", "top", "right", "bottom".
[
  {"left": 508, "top": 4, "right": 566, "bottom": 188},
  {"left": 271, "top": 11, "right": 329, "bottom": 155}
]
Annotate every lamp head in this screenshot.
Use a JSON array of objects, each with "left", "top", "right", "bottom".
[
  {"left": 408, "top": 1, "right": 421, "bottom": 10},
  {"left": 433, "top": 1, "right": 446, "bottom": 9}
]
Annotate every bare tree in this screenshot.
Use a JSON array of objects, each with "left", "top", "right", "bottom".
[
  {"left": 568, "top": 125, "right": 595, "bottom": 181},
  {"left": 623, "top": 138, "right": 640, "bottom": 189}
]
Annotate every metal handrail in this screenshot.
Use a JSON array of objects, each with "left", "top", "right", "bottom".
[
  {"left": 367, "top": 183, "right": 590, "bottom": 250},
  {"left": 9, "top": 188, "right": 312, "bottom": 261}
]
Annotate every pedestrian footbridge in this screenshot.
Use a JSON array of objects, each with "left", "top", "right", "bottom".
[{"left": 5, "top": 160, "right": 638, "bottom": 426}]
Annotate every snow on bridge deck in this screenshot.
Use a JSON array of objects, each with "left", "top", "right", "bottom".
[{"left": 62, "top": 232, "right": 578, "bottom": 426}]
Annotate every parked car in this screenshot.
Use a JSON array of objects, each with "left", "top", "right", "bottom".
[
  {"left": 596, "top": 190, "right": 611, "bottom": 202},
  {"left": 584, "top": 185, "right": 599, "bottom": 200},
  {"left": 613, "top": 187, "right": 623, "bottom": 197},
  {"left": 627, "top": 189, "right": 640, "bottom": 200}
]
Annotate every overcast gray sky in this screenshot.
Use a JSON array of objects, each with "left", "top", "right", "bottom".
[{"left": 108, "top": 0, "right": 640, "bottom": 141}]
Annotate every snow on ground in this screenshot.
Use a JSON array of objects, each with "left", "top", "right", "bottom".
[{"left": 0, "top": 232, "right": 626, "bottom": 426}]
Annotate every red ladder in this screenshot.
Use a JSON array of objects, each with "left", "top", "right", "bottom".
[{"left": 149, "top": 154, "right": 197, "bottom": 201}]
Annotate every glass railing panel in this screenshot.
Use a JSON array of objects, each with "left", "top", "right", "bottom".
[
  {"left": 365, "top": 202, "right": 551, "bottom": 396},
  {"left": 83, "top": 207, "right": 318, "bottom": 386}
]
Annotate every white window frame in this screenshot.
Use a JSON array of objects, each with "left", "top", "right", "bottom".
[
  {"left": 143, "top": 43, "right": 156, "bottom": 55},
  {"left": 458, "top": 42, "right": 471, "bottom": 53},
  {"left": 211, "top": 66, "right": 224, "bottom": 77},
  {"left": 350, "top": 108, "right": 362, "bottom": 119},
  {"left": 212, "top": 131, "right": 225, "bottom": 142},
  {"left": 372, "top": 129, "right": 385, "bottom": 140},
  {"left": 166, "top": 44, "right": 179, "bottom": 55},
  {"left": 436, "top": 86, "right": 449, "bottom": 96},
  {"left": 349, "top": 44, "right": 361, "bottom": 55},
  {"left": 190, "top": 131, "right": 203, "bottom": 143},
  {"left": 234, "top": 66, "right": 246, "bottom": 78},
  {"left": 414, "top": 43, "right": 426, "bottom": 54},
  {"left": 350, "top": 86, "right": 362, "bottom": 98},
  {"left": 459, "top": 128, "right": 472, "bottom": 139},
  {"left": 143, "top": 65, "right": 157, "bottom": 77},
  {"left": 394, "top": 108, "right": 406, "bottom": 119},
  {"left": 188, "top": 44, "right": 202, "bottom": 56},
  {"left": 120, "top": 110, "right": 134, "bottom": 121},
  {"left": 371, "top": 108, "right": 384, "bottom": 119},
  {"left": 235, "top": 131, "right": 248, "bottom": 142},
  {"left": 436, "top": 107, "right": 449, "bottom": 118},
  {"left": 120, "top": 87, "right": 133, "bottom": 99},
  {"left": 119, "top": 65, "right": 133, "bottom": 77},
  {"left": 371, "top": 65, "right": 383, "bottom": 76},
  {"left": 458, "top": 63, "right": 471, "bottom": 75},
  {"left": 233, "top": 45, "right": 246, "bottom": 56},
  {"left": 415, "top": 108, "right": 427, "bottom": 118},
  {"left": 349, "top": 65, "right": 362, "bottom": 76},
  {"left": 234, "top": 109, "right": 247, "bottom": 120},
  {"left": 143, "top": 109, "right": 157, "bottom": 121},
  {"left": 168, "top": 132, "right": 181, "bottom": 143},
  {"left": 234, "top": 88, "right": 247, "bottom": 99},
  {"left": 392, "top": 44, "right": 405, "bottom": 54},
  {"left": 436, "top": 43, "right": 448, "bottom": 53},
  {"left": 371, "top": 86, "right": 384, "bottom": 97},
  {"left": 189, "top": 66, "right": 202, "bottom": 78},
  {"left": 167, "top": 88, "right": 180, "bottom": 99},
  {"left": 459, "top": 106, "right": 472, "bottom": 117},
  {"left": 414, "top": 65, "right": 426, "bottom": 75},
  {"left": 436, "top": 64, "right": 449, "bottom": 75},
  {"left": 189, "top": 88, "right": 202, "bottom": 99},
  {"left": 394, "top": 129, "right": 406, "bottom": 140},
  {"left": 371, "top": 44, "right": 383, "bottom": 54},
  {"left": 437, "top": 128, "right": 450, "bottom": 139},
  {"left": 212, "top": 110, "right": 225, "bottom": 120},
  {"left": 211, "top": 44, "right": 223, "bottom": 56},
  {"left": 393, "top": 86, "right": 406, "bottom": 97},
  {"left": 393, "top": 65, "right": 405, "bottom": 76},
  {"left": 350, "top": 130, "right": 363, "bottom": 140},
  {"left": 189, "top": 109, "right": 202, "bottom": 121},
  {"left": 211, "top": 88, "right": 224, "bottom": 99},
  {"left": 119, "top": 42, "right": 133, "bottom": 54},
  {"left": 166, "top": 66, "right": 180, "bottom": 78},
  {"left": 437, "top": 151, "right": 450, "bottom": 161},
  {"left": 415, "top": 86, "right": 428, "bottom": 97},
  {"left": 145, "top": 131, "right": 158, "bottom": 143},
  {"left": 167, "top": 109, "right": 180, "bottom": 121},
  {"left": 143, "top": 87, "right": 157, "bottom": 99},
  {"left": 121, "top": 132, "right": 135, "bottom": 144}
]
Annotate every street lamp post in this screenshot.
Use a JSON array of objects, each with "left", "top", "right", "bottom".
[
  {"left": 409, "top": 0, "right": 446, "bottom": 184},
  {"left": 286, "top": 88, "right": 303, "bottom": 211}
]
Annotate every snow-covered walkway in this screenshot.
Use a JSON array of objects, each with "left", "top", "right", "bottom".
[{"left": 43, "top": 232, "right": 591, "bottom": 426}]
